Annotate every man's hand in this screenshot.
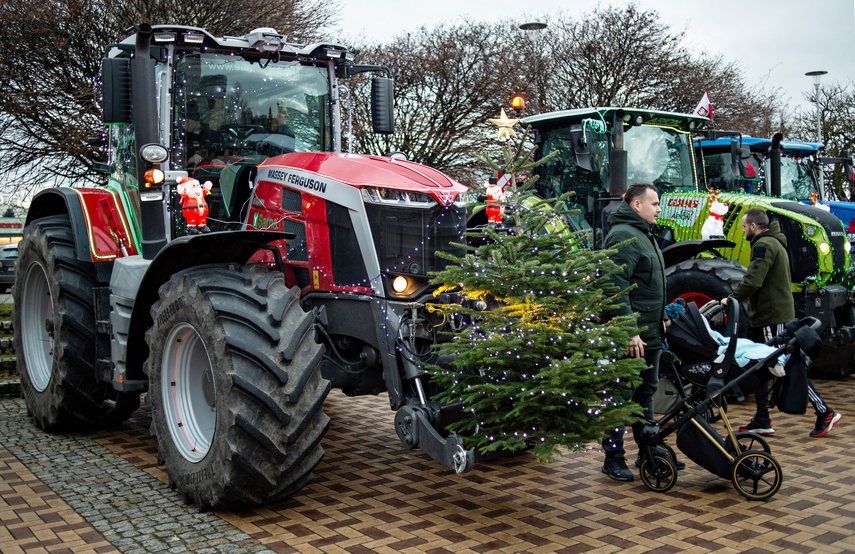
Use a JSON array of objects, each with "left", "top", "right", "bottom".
[
  {"left": 627, "top": 335, "right": 646, "bottom": 358},
  {"left": 720, "top": 297, "right": 729, "bottom": 306}
]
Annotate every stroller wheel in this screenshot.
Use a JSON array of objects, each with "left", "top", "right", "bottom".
[
  {"left": 640, "top": 452, "right": 678, "bottom": 493},
  {"left": 731, "top": 450, "right": 782, "bottom": 501},
  {"left": 727, "top": 432, "right": 771, "bottom": 455}
]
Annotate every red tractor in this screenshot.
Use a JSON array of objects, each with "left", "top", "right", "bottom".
[{"left": 14, "top": 24, "right": 480, "bottom": 509}]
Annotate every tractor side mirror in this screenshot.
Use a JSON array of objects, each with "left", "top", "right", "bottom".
[
  {"left": 729, "top": 140, "right": 754, "bottom": 178},
  {"left": 370, "top": 76, "right": 394, "bottom": 134},
  {"left": 101, "top": 58, "right": 132, "bottom": 124},
  {"left": 843, "top": 150, "right": 854, "bottom": 183}
]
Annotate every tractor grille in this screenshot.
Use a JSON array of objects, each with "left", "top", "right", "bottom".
[
  {"left": 364, "top": 201, "right": 466, "bottom": 277},
  {"left": 771, "top": 201, "right": 848, "bottom": 283}
]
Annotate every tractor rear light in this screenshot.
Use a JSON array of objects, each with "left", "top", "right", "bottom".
[
  {"left": 154, "top": 32, "right": 176, "bottom": 43},
  {"left": 324, "top": 48, "right": 344, "bottom": 59}
]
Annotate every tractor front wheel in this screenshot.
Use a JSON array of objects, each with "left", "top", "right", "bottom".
[{"left": 145, "top": 265, "right": 330, "bottom": 510}]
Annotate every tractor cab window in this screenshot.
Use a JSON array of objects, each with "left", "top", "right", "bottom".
[
  {"left": 624, "top": 125, "right": 695, "bottom": 193},
  {"left": 776, "top": 155, "right": 819, "bottom": 200},
  {"left": 171, "top": 52, "right": 332, "bottom": 233},
  {"left": 536, "top": 125, "right": 609, "bottom": 231},
  {"left": 173, "top": 52, "right": 331, "bottom": 170},
  {"left": 107, "top": 123, "right": 142, "bottom": 227},
  {"left": 699, "top": 151, "right": 763, "bottom": 195}
]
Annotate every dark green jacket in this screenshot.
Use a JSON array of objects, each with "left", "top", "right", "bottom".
[
  {"left": 605, "top": 201, "right": 667, "bottom": 350},
  {"left": 730, "top": 221, "right": 794, "bottom": 327}
]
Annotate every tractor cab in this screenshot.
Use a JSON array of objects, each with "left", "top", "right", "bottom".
[{"left": 520, "top": 107, "right": 705, "bottom": 247}]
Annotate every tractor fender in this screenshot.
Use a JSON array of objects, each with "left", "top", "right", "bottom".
[
  {"left": 25, "top": 187, "right": 140, "bottom": 265},
  {"left": 123, "top": 230, "right": 294, "bottom": 383},
  {"left": 661, "top": 239, "right": 736, "bottom": 269}
]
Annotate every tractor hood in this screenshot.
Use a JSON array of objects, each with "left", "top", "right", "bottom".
[{"left": 259, "top": 152, "right": 467, "bottom": 204}]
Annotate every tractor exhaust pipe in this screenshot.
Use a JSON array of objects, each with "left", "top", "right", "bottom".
[{"left": 769, "top": 132, "right": 783, "bottom": 198}]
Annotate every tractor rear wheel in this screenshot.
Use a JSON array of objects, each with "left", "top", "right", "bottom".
[
  {"left": 13, "top": 215, "right": 140, "bottom": 430},
  {"left": 665, "top": 258, "right": 746, "bottom": 309},
  {"left": 144, "top": 265, "right": 330, "bottom": 509}
]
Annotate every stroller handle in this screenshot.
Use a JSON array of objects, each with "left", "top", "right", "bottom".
[{"left": 711, "top": 298, "right": 740, "bottom": 378}]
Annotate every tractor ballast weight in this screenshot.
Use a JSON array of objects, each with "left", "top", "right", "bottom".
[{"left": 14, "top": 24, "right": 488, "bottom": 510}]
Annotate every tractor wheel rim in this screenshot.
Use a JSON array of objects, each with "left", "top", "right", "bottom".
[
  {"left": 162, "top": 323, "right": 215, "bottom": 463},
  {"left": 20, "top": 261, "right": 54, "bottom": 392},
  {"left": 676, "top": 292, "right": 714, "bottom": 308}
]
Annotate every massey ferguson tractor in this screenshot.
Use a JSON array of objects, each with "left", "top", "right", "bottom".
[
  {"left": 14, "top": 24, "right": 483, "bottom": 509},
  {"left": 497, "top": 107, "right": 855, "bottom": 379}
]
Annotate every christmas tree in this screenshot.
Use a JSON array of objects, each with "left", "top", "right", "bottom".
[{"left": 427, "top": 121, "right": 646, "bottom": 462}]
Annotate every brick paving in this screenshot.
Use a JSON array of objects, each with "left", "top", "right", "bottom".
[{"left": 2, "top": 379, "right": 855, "bottom": 553}]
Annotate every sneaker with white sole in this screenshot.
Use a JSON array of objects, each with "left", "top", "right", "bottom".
[
  {"left": 738, "top": 419, "right": 775, "bottom": 436},
  {"left": 810, "top": 409, "right": 841, "bottom": 438}
]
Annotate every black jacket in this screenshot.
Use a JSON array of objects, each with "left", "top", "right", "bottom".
[
  {"left": 730, "top": 221, "right": 794, "bottom": 327},
  {"left": 605, "top": 201, "right": 667, "bottom": 350}
]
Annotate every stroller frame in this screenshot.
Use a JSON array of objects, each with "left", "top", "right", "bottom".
[{"left": 637, "top": 299, "right": 820, "bottom": 501}]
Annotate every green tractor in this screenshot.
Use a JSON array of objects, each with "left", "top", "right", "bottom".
[{"left": 498, "top": 107, "right": 855, "bottom": 379}]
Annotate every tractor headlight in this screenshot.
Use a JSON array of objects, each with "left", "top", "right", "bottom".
[
  {"left": 392, "top": 275, "right": 409, "bottom": 293},
  {"left": 846, "top": 241, "right": 852, "bottom": 254},
  {"left": 819, "top": 242, "right": 831, "bottom": 255},
  {"left": 805, "top": 226, "right": 817, "bottom": 238},
  {"left": 140, "top": 144, "right": 168, "bottom": 164}
]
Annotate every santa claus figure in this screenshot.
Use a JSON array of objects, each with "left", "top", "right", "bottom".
[{"left": 176, "top": 176, "right": 213, "bottom": 234}]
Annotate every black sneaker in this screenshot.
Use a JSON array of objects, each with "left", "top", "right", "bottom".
[
  {"left": 602, "top": 458, "right": 634, "bottom": 482},
  {"left": 810, "top": 409, "right": 841, "bottom": 438},
  {"left": 635, "top": 454, "right": 685, "bottom": 470},
  {"left": 738, "top": 419, "right": 774, "bottom": 436}
]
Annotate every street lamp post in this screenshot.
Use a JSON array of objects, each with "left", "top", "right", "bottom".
[
  {"left": 518, "top": 22, "right": 547, "bottom": 113},
  {"left": 806, "top": 70, "right": 828, "bottom": 191}
]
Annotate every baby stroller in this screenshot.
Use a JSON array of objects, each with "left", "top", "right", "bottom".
[{"left": 636, "top": 299, "right": 821, "bottom": 500}]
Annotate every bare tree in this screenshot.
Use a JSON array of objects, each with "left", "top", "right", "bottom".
[
  {"left": 791, "top": 82, "right": 855, "bottom": 200},
  {"left": 346, "top": 21, "right": 527, "bottom": 186},
  {"left": 0, "top": 0, "right": 340, "bottom": 194}
]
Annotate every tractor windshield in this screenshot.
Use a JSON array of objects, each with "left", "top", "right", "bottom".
[
  {"left": 698, "top": 148, "right": 819, "bottom": 200},
  {"left": 624, "top": 125, "right": 696, "bottom": 192},
  {"left": 777, "top": 154, "right": 819, "bottom": 200},
  {"left": 172, "top": 52, "right": 332, "bottom": 172}
]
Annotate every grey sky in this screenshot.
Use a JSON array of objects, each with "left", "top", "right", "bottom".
[{"left": 337, "top": 0, "right": 855, "bottom": 118}]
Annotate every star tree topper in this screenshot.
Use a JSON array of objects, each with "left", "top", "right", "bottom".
[{"left": 489, "top": 108, "right": 519, "bottom": 140}]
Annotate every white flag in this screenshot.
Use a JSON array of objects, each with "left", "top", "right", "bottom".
[{"left": 695, "top": 91, "right": 713, "bottom": 119}]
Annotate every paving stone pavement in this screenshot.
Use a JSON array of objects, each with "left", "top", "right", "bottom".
[{"left": 2, "top": 379, "right": 855, "bottom": 553}]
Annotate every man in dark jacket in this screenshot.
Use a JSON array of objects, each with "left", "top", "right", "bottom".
[
  {"left": 601, "top": 183, "right": 669, "bottom": 482},
  {"left": 724, "top": 208, "right": 841, "bottom": 438}
]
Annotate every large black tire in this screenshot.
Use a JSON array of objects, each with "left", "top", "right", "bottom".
[
  {"left": 13, "top": 215, "right": 140, "bottom": 430},
  {"left": 666, "top": 258, "right": 749, "bottom": 338},
  {"left": 665, "top": 258, "right": 746, "bottom": 308},
  {"left": 144, "top": 265, "right": 330, "bottom": 510}
]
